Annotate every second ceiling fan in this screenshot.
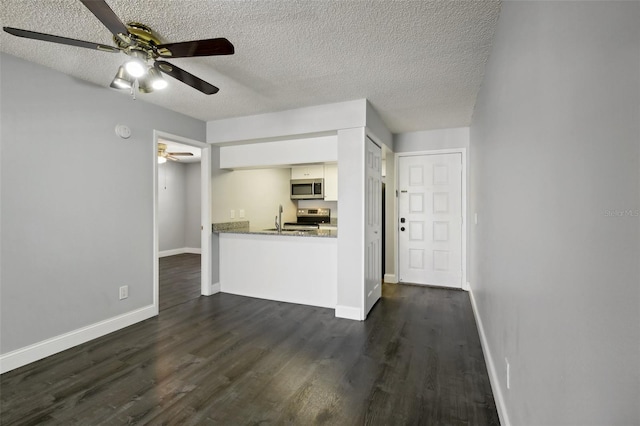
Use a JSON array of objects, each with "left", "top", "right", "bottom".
[
  {"left": 3, "top": 0, "right": 234, "bottom": 95},
  {"left": 158, "top": 143, "right": 193, "bottom": 163}
]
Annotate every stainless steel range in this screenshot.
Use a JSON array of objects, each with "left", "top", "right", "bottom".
[{"left": 283, "top": 208, "right": 331, "bottom": 231}]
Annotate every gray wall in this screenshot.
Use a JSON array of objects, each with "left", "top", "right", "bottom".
[
  {"left": 158, "top": 161, "right": 187, "bottom": 251},
  {"left": 394, "top": 127, "right": 469, "bottom": 153},
  {"left": 0, "top": 53, "right": 205, "bottom": 354},
  {"left": 157, "top": 161, "right": 201, "bottom": 252},
  {"left": 469, "top": 2, "right": 639, "bottom": 425},
  {"left": 185, "top": 162, "right": 202, "bottom": 249}
]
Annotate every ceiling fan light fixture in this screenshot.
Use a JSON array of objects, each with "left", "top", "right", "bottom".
[
  {"left": 109, "top": 65, "right": 134, "bottom": 90},
  {"left": 157, "top": 156, "right": 167, "bottom": 164},
  {"left": 137, "top": 74, "right": 154, "bottom": 93},
  {"left": 124, "top": 50, "right": 147, "bottom": 78},
  {"left": 125, "top": 59, "right": 146, "bottom": 78},
  {"left": 148, "top": 68, "right": 168, "bottom": 90},
  {"left": 3, "top": 0, "right": 234, "bottom": 95}
]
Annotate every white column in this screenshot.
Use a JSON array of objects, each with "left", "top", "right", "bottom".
[{"left": 336, "top": 127, "right": 366, "bottom": 320}]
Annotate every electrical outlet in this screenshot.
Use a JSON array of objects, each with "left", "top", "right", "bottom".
[
  {"left": 230, "top": 209, "right": 235, "bottom": 219},
  {"left": 505, "top": 357, "right": 510, "bottom": 389},
  {"left": 119, "top": 285, "right": 128, "bottom": 300},
  {"left": 239, "top": 209, "right": 245, "bottom": 218}
]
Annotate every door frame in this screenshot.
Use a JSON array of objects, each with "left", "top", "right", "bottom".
[
  {"left": 395, "top": 148, "right": 468, "bottom": 290},
  {"left": 153, "top": 130, "right": 213, "bottom": 314}
]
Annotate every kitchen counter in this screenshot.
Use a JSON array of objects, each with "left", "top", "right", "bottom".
[
  {"left": 214, "top": 223, "right": 338, "bottom": 309},
  {"left": 219, "top": 228, "right": 337, "bottom": 238},
  {"left": 212, "top": 221, "right": 337, "bottom": 238}
]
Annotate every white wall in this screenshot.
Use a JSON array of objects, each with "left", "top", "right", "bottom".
[
  {"left": 219, "top": 135, "right": 338, "bottom": 169},
  {"left": 0, "top": 53, "right": 206, "bottom": 367},
  {"left": 211, "top": 168, "right": 297, "bottom": 230},
  {"left": 207, "top": 99, "right": 366, "bottom": 144},
  {"left": 469, "top": 2, "right": 639, "bottom": 425},
  {"left": 336, "top": 127, "right": 366, "bottom": 319}
]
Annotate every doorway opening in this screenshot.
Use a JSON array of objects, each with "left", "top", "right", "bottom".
[{"left": 153, "top": 131, "right": 212, "bottom": 314}]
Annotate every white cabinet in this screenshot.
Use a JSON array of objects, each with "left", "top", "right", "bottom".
[
  {"left": 291, "top": 164, "right": 338, "bottom": 201},
  {"left": 323, "top": 163, "right": 338, "bottom": 201},
  {"left": 291, "top": 165, "right": 324, "bottom": 179}
]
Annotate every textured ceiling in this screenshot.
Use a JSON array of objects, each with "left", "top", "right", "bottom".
[{"left": 0, "top": 0, "right": 500, "bottom": 133}]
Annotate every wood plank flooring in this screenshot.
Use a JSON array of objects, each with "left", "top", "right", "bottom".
[
  {"left": 1, "top": 259, "right": 499, "bottom": 425},
  {"left": 159, "top": 254, "right": 202, "bottom": 312}
]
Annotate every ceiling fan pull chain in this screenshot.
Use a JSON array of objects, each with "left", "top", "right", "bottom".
[{"left": 131, "top": 79, "right": 138, "bottom": 100}]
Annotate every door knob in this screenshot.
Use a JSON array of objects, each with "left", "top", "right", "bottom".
[{"left": 400, "top": 227, "right": 405, "bottom": 232}]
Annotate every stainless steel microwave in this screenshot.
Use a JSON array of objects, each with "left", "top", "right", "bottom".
[{"left": 290, "top": 178, "right": 324, "bottom": 200}]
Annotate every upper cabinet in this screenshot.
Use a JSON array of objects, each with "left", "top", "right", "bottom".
[
  {"left": 290, "top": 164, "right": 338, "bottom": 201},
  {"left": 291, "top": 165, "right": 325, "bottom": 180},
  {"left": 323, "top": 164, "right": 338, "bottom": 201}
]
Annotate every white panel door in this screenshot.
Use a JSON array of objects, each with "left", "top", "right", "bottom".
[
  {"left": 364, "top": 138, "right": 382, "bottom": 316},
  {"left": 398, "top": 153, "right": 462, "bottom": 288}
]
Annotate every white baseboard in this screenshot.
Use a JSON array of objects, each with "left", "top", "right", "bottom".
[
  {"left": 468, "top": 288, "right": 511, "bottom": 426},
  {"left": 335, "top": 305, "right": 362, "bottom": 321},
  {"left": 0, "top": 305, "right": 157, "bottom": 374},
  {"left": 202, "top": 282, "right": 220, "bottom": 296},
  {"left": 383, "top": 273, "right": 398, "bottom": 284},
  {"left": 159, "top": 247, "right": 202, "bottom": 257}
]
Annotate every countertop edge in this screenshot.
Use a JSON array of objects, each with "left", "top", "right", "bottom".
[{"left": 215, "top": 229, "right": 337, "bottom": 238}]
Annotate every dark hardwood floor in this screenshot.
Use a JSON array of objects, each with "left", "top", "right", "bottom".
[
  {"left": 1, "top": 272, "right": 499, "bottom": 425},
  {"left": 159, "top": 253, "right": 202, "bottom": 312}
]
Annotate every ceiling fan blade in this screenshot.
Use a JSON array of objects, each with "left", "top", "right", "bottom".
[
  {"left": 156, "top": 38, "right": 234, "bottom": 58},
  {"left": 79, "top": 0, "right": 129, "bottom": 38},
  {"left": 167, "top": 155, "right": 179, "bottom": 161},
  {"left": 167, "top": 152, "right": 194, "bottom": 156},
  {"left": 3, "top": 27, "right": 119, "bottom": 52},
  {"left": 154, "top": 61, "right": 219, "bottom": 95}
]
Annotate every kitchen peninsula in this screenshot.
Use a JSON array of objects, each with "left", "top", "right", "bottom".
[{"left": 214, "top": 221, "right": 337, "bottom": 309}]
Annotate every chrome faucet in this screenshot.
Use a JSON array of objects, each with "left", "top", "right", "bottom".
[{"left": 275, "top": 204, "right": 283, "bottom": 233}]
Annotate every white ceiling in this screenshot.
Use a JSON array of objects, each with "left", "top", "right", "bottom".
[{"left": 0, "top": 0, "right": 501, "bottom": 133}]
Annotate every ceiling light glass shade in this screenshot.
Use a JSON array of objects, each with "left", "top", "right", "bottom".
[
  {"left": 125, "top": 59, "right": 146, "bottom": 78},
  {"left": 148, "top": 68, "right": 168, "bottom": 90},
  {"left": 137, "top": 74, "right": 154, "bottom": 94},
  {"left": 124, "top": 50, "right": 148, "bottom": 78},
  {"left": 109, "top": 65, "right": 133, "bottom": 90},
  {"left": 157, "top": 156, "right": 167, "bottom": 164}
]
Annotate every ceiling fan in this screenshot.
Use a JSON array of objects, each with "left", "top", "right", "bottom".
[
  {"left": 2, "top": 0, "right": 234, "bottom": 95},
  {"left": 158, "top": 143, "right": 193, "bottom": 163}
]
